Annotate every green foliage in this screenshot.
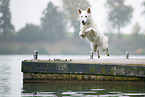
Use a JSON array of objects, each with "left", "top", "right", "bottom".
[
  {"left": 0, "top": 0, "right": 14, "bottom": 37},
  {"left": 131, "top": 22, "right": 141, "bottom": 43},
  {"left": 130, "top": 22, "right": 145, "bottom": 54},
  {"left": 131, "top": 22, "right": 141, "bottom": 35},
  {"left": 62, "top": 0, "right": 90, "bottom": 37},
  {"left": 0, "top": 33, "right": 145, "bottom": 55},
  {"left": 17, "top": 24, "right": 40, "bottom": 42},
  {"left": 18, "top": 46, "right": 30, "bottom": 54},
  {"left": 142, "top": 1, "right": 145, "bottom": 15},
  {"left": 107, "top": 33, "right": 145, "bottom": 55},
  {"left": 37, "top": 47, "right": 48, "bottom": 54},
  {"left": 0, "top": 47, "right": 16, "bottom": 54},
  {"left": 40, "top": 2, "right": 67, "bottom": 42},
  {"left": 18, "top": 46, "right": 48, "bottom": 54},
  {"left": 0, "top": 1, "right": 145, "bottom": 55},
  {"left": 105, "top": 0, "right": 133, "bottom": 37}
]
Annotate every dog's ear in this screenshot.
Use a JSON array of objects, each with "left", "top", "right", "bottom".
[
  {"left": 78, "top": 8, "right": 82, "bottom": 14},
  {"left": 87, "top": 8, "right": 91, "bottom": 14}
]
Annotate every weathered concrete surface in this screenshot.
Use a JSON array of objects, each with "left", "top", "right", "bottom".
[
  {"left": 22, "top": 59, "right": 145, "bottom": 82},
  {"left": 74, "top": 59, "right": 145, "bottom": 66}
]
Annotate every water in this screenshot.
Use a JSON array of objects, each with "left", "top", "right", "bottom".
[{"left": 0, "top": 55, "right": 145, "bottom": 97}]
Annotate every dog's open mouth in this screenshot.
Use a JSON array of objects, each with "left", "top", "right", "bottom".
[
  {"left": 82, "top": 22, "right": 86, "bottom": 25},
  {"left": 82, "top": 21, "right": 86, "bottom": 25}
]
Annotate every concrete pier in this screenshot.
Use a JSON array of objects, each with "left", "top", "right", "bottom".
[{"left": 22, "top": 59, "right": 145, "bottom": 82}]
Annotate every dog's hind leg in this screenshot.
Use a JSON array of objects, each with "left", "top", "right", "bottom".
[
  {"left": 106, "top": 48, "right": 109, "bottom": 57},
  {"left": 91, "top": 43, "right": 100, "bottom": 59},
  {"left": 90, "top": 51, "right": 93, "bottom": 59},
  {"left": 90, "top": 43, "right": 97, "bottom": 59},
  {"left": 90, "top": 43, "right": 96, "bottom": 52},
  {"left": 90, "top": 43, "right": 95, "bottom": 59},
  {"left": 97, "top": 47, "right": 100, "bottom": 58}
]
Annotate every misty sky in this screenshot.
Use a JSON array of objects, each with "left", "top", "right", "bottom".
[{"left": 10, "top": 0, "right": 144, "bottom": 34}]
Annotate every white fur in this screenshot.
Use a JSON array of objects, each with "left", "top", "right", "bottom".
[{"left": 78, "top": 8, "right": 109, "bottom": 58}]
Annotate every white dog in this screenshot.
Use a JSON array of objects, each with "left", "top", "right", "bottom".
[{"left": 78, "top": 8, "right": 109, "bottom": 58}]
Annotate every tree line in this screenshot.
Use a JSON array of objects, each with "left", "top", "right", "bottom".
[
  {"left": 0, "top": 0, "right": 145, "bottom": 55},
  {"left": 0, "top": 0, "right": 138, "bottom": 41},
  {"left": 0, "top": 0, "right": 90, "bottom": 42}
]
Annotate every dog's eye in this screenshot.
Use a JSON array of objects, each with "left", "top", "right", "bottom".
[
  {"left": 85, "top": 16, "right": 87, "bottom": 17},
  {"left": 81, "top": 16, "right": 83, "bottom": 18}
]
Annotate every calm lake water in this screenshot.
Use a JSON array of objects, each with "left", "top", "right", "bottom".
[{"left": 0, "top": 55, "right": 145, "bottom": 97}]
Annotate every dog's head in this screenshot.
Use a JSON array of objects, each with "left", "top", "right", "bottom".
[{"left": 78, "top": 8, "right": 91, "bottom": 25}]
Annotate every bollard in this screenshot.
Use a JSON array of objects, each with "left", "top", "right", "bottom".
[
  {"left": 33, "top": 50, "right": 38, "bottom": 60},
  {"left": 126, "top": 52, "right": 129, "bottom": 59},
  {"left": 90, "top": 51, "right": 93, "bottom": 59}
]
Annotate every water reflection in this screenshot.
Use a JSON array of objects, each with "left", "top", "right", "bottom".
[
  {"left": 0, "top": 63, "right": 11, "bottom": 95},
  {"left": 22, "top": 82, "right": 145, "bottom": 97},
  {"left": 0, "top": 55, "right": 25, "bottom": 96}
]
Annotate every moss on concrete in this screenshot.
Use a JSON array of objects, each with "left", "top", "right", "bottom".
[{"left": 23, "top": 73, "right": 145, "bottom": 82}]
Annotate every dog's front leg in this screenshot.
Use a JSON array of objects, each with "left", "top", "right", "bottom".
[
  {"left": 85, "top": 27, "right": 97, "bottom": 37},
  {"left": 85, "top": 27, "right": 93, "bottom": 33},
  {"left": 79, "top": 31, "right": 86, "bottom": 39},
  {"left": 97, "top": 48, "right": 100, "bottom": 58}
]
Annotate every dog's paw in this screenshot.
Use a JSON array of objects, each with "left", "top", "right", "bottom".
[
  {"left": 107, "top": 54, "right": 110, "bottom": 57},
  {"left": 80, "top": 34, "right": 86, "bottom": 38},
  {"left": 98, "top": 55, "right": 100, "bottom": 58},
  {"left": 85, "top": 27, "right": 93, "bottom": 33}
]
